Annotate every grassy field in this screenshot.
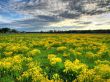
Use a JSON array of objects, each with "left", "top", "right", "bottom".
[{"left": 0, "top": 34, "right": 110, "bottom": 82}]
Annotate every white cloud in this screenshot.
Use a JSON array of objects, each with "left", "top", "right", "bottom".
[
  {"left": 0, "top": 15, "right": 13, "bottom": 23},
  {"left": 48, "top": 12, "right": 110, "bottom": 30},
  {"left": 48, "top": 19, "right": 86, "bottom": 27},
  {"left": 83, "top": 3, "right": 98, "bottom": 11}
]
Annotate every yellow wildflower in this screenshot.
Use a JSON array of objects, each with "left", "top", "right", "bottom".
[
  {"left": 48, "top": 54, "right": 56, "bottom": 60},
  {"left": 64, "top": 59, "right": 87, "bottom": 73},
  {"left": 50, "top": 57, "right": 62, "bottom": 65},
  {"left": 57, "top": 46, "right": 67, "bottom": 52},
  {"left": 27, "top": 49, "right": 41, "bottom": 56},
  {"left": 4, "top": 51, "right": 13, "bottom": 56}
]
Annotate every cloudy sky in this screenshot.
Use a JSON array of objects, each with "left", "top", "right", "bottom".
[{"left": 0, "top": 0, "right": 110, "bottom": 31}]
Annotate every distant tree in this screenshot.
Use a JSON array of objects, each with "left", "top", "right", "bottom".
[
  {"left": 1, "top": 28, "right": 11, "bottom": 33},
  {"left": 11, "top": 29, "right": 18, "bottom": 33},
  {"left": 0, "top": 28, "right": 19, "bottom": 33}
]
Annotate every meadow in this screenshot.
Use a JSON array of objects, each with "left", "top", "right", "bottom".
[{"left": 0, "top": 33, "right": 110, "bottom": 82}]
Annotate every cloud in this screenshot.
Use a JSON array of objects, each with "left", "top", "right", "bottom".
[
  {"left": 48, "top": 12, "right": 110, "bottom": 30},
  {"left": 0, "top": 15, "right": 14, "bottom": 23},
  {"left": 10, "top": 0, "right": 110, "bottom": 17},
  {"left": 0, "top": 0, "right": 110, "bottom": 31},
  {"left": 48, "top": 19, "right": 86, "bottom": 27}
]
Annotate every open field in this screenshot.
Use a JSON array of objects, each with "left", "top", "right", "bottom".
[{"left": 0, "top": 34, "right": 110, "bottom": 82}]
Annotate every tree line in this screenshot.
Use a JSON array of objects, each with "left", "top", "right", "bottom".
[
  {"left": 0, "top": 28, "right": 19, "bottom": 33},
  {"left": 27, "top": 29, "right": 110, "bottom": 33},
  {"left": 1, "top": 27, "right": 110, "bottom": 33}
]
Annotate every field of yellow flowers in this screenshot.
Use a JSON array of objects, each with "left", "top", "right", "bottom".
[{"left": 0, "top": 34, "right": 110, "bottom": 82}]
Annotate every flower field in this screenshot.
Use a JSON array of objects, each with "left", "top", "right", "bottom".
[{"left": 0, "top": 34, "right": 110, "bottom": 82}]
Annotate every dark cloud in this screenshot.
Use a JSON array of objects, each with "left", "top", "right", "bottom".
[
  {"left": 37, "top": 15, "right": 61, "bottom": 22},
  {"left": 79, "top": 22, "right": 92, "bottom": 25},
  {"left": 10, "top": 0, "right": 110, "bottom": 18}
]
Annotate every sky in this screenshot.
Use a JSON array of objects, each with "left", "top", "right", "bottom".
[{"left": 0, "top": 0, "right": 110, "bottom": 31}]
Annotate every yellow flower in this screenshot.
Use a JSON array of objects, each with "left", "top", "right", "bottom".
[
  {"left": 64, "top": 59, "right": 87, "bottom": 73},
  {"left": 22, "top": 71, "right": 30, "bottom": 78},
  {"left": 13, "top": 55, "right": 22, "bottom": 63},
  {"left": 4, "top": 51, "right": 13, "bottom": 56},
  {"left": 11, "top": 46, "right": 19, "bottom": 52},
  {"left": 86, "top": 52, "right": 95, "bottom": 58},
  {"left": 0, "top": 46, "right": 2, "bottom": 50},
  {"left": 74, "top": 69, "right": 96, "bottom": 82},
  {"left": 1, "top": 61, "right": 12, "bottom": 69},
  {"left": 50, "top": 57, "right": 62, "bottom": 65},
  {"left": 19, "top": 61, "right": 44, "bottom": 82},
  {"left": 63, "top": 53, "right": 69, "bottom": 57},
  {"left": 52, "top": 73, "right": 60, "bottom": 80},
  {"left": 57, "top": 46, "right": 67, "bottom": 52},
  {"left": 27, "top": 49, "right": 41, "bottom": 56},
  {"left": 95, "top": 64, "right": 110, "bottom": 75},
  {"left": 48, "top": 54, "right": 56, "bottom": 60}
]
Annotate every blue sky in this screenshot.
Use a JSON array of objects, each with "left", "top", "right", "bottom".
[{"left": 0, "top": 0, "right": 110, "bottom": 31}]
